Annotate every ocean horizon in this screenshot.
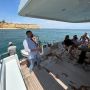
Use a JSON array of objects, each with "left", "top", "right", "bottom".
[{"left": 0, "top": 29, "right": 90, "bottom": 57}]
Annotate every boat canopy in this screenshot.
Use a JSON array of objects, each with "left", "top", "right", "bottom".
[{"left": 18, "top": 0, "right": 90, "bottom": 22}]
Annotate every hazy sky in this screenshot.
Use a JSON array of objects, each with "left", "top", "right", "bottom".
[{"left": 0, "top": 0, "right": 90, "bottom": 29}]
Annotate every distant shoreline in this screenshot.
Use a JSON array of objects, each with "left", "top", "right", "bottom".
[
  {"left": 0, "top": 22, "right": 40, "bottom": 29},
  {"left": 0, "top": 28, "right": 19, "bottom": 29},
  {"left": 0, "top": 28, "right": 39, "bottom": 30}
]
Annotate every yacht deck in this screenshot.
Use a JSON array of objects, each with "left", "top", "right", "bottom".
[{"left": 20, "top": 57, "right": 90, "bottom": 90}]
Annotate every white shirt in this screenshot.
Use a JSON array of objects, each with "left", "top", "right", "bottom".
[
  {"left": 8, "top": 45, "right": 16, "bottom": 55},
  {"left": 23, "top": 39, "right": 30, "bottom": 53},
  {"left": 23, "top": 39, "right": 39, "bottom": 59}
]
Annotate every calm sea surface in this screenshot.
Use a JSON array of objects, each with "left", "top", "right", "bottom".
[{"left": 0, "top": 29, "right": 90, "bottom": 57}]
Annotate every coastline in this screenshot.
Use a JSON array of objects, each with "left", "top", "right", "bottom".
[
  {"left": 0, "top": 28, "right": 19, "bottom": 29},
  {"left": 0, "top": 22, "right": 40, "bottom": 30},
  {"left": 0, "top": 28, "right": 39, "bottom": 30}
]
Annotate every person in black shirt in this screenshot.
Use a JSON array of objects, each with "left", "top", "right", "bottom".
[
  {"left": 62, "top": 35, "right": 74, "bottom": 57},
  {"left": 63, "top": 35, "right": 73, "bottom": 47}
]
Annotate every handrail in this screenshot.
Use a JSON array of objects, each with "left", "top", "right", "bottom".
[
  {"left": 33, "top": 35, "right": 58, "bottom": 44},
  {"left": 0, "top": 52, "right": 8, "bottom": 57},
  {"left": 0, "top": 58, "right": 6, "bottom": 90},
  {"left": 40, "top": 40, "right": 58, "bottom": 45},
  {"left": 0, "top": 52, "right": 8, "bottom": 61}
]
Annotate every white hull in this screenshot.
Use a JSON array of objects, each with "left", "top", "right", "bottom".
[{"left": 0, "top": 55, "right": 27, "bottom": 90}]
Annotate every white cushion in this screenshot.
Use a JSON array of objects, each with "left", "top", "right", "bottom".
[{"left": 21, "top": 49, "right": 29, "bottom": 57}]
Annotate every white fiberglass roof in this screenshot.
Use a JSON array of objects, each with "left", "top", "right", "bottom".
[{"left": 19, "top": 0, "right": 90, "bottom": 23}]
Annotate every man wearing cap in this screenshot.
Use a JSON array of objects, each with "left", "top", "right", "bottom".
[
  {"left": 23, "top": 30, "right": 41, "bottom": 72},
  {"left": 8, "top": 42, "right": 16, "bottom": 55}
]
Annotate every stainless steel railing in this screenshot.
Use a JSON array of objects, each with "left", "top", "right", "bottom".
[
  {"left": 0, "top": 52, "right": 8, "bottom": 61},
  {"left": 0, "top": 52, "right": 7, "bottom": 90}
]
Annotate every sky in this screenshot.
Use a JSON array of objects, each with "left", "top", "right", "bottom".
[{"left": 0, "top": 0, "right": 90, "bottom": 29}]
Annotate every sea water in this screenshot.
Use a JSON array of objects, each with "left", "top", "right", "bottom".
[{"left": 0, "top": 29, "right": 90, "bottom": 57}]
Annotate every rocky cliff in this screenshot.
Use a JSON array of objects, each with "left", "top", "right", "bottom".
[{"left": 0, "top": 22, "right": 40, "bottom": 29}]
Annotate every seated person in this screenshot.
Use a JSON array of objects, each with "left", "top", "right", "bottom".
[
  {"left": 62, "top": 35, "right": 74, "bottom": 52},
  {"left": 80, "top": 32, "right": 90, "bottom": 46},
  {"left": 63, "top": 35, "right": 80, "bottom": 58},
  {"left": 8, "top": 42, "right": 16, "bottom": 56},
  {"left": 63, "top": 35, "right": 73, "bottom": 46},
  {"left": 72, "top": 35, "right": 81, "bottom": 47}
]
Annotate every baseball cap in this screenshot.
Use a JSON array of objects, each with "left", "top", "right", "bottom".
[{"left": 9, "top": 42, "right": 13, "bottom": 45}]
